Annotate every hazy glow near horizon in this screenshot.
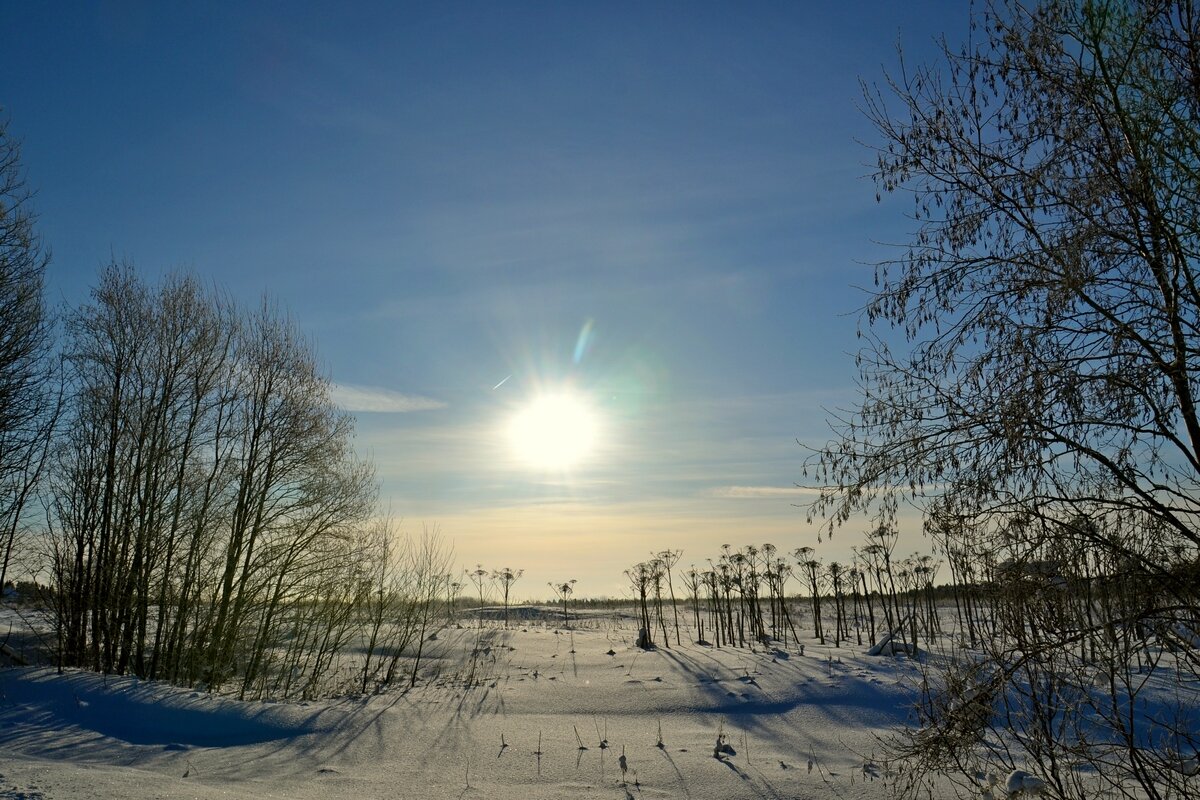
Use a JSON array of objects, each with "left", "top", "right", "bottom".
[{"left": 508, "top": 391, "right": 600, "bottom": 470}]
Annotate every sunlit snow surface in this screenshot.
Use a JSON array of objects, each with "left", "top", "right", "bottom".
[{"left": 0, "top": 614, "right": 922, "bottom": 799}]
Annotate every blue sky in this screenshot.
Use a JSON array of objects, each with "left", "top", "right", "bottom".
[{"left": 5, "top": 2, "right": 965, "bottom": 597}]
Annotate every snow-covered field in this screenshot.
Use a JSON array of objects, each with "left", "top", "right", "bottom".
[{"left": 0, "top": 609, "right": 925, "bottom": 800}]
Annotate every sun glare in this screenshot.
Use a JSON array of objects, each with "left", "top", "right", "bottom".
[{"left": 508, "top": 391, "right": 599, "bottom": 470}]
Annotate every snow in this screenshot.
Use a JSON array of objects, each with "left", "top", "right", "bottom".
[{"left": 0, "top": 615, "right": 924, "bottom": 799}]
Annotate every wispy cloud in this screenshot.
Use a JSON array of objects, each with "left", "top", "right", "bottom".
[
  {"left": 706, "top": 485, "right": 821, "bottom": 499},
  {"left": 331, "top": 383, "right": 446, "bottom": 413}
]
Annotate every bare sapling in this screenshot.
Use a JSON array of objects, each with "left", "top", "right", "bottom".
[
  {"left": 466, "top": 565, "right": 490, "bottom": 629},
  {"left": 657, "top": 549, "right": 683, "bottom": 646},
  {"left": 492, "top": 567, "right": 523, "bottom": 629},
  {"left": 548, "top": 578, "right": 576, "bottom": 629}
]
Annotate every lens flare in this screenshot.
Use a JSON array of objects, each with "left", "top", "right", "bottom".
[{"left": 572, "top": 319, "right": 596, "bottom": 364}]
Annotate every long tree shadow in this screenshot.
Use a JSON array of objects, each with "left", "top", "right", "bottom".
[
  {"left": 715, "top": 756, "right": 792, "bottom": 800},
  {"left": 656, "top": 744, "right": 693, "bottom": 798},
  {"left": 653, "top": 645, "right": 910, "bottom": 732}
]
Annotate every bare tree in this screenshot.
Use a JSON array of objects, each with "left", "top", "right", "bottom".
[
  {"left": 548, "top": 579, "right": 576, "bottom": 629},
  {"left": 47, "top": 267, "right": 378, "bottom": 699},
  {"left": 807, "top": 2, "right": 1200, "bottom": 796},
  {"left": 0, "top": 118, "right": 57, "bottom": 593},
  {"left": 466, "top": 565, "right": 490, "bottom": 628},
  {"left": 406, "top": 526, "right": 453, "bottom": 688},
  {"left": 203, "top": 298, "right": 372, "bottom": 690},
  {"left": 357, "top": 516, "right": 400, "bottom": 694},
  {"left": 681, "top": 565, "right": 705, "bottom": 644},
  {"left": 793, "top": 547, "right": 824, "bottom": 644},
  {"left": 492, "top": 567, "right": 523, "bottom": 629},
  {"left": 625, "top": 562, "right": 654, "bottom": 648},
  {"left": 827, "top": 562, "right": 846, "bottom": 648},
  {"left": 656, "top": 549, "right": 682, "bottom": 646}
]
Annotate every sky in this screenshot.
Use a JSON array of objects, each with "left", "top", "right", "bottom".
[{"left": 3, "top": 2, "right": 968, "bottom": 599}]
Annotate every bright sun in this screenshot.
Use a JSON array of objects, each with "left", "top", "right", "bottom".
[{"left": 508, "top": 391, "right": 599, "bottom": 470}]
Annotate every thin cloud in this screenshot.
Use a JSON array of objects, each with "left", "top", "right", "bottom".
[
  {"left": 331, "top": 383, "right": 446, "bottom": 413},
  {"left": 706, "top": 485, "right": 821, "bottom": 499}
]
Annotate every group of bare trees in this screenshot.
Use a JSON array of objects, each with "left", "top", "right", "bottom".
[
  {"left": 24, "top": 266, "right": 457, "bottom": 701},
  {"left": 808, "top": 1, "right": 1200, "bottom": 796},
  {"left": 357, "top": 526, "right": 453, "bottom": 694},
  {"left": 903, "top": 510, "right": 1200, "bottom": 800},
  {"left": 462, "top": 565, "right": 524, "bottom": 628},
  {"left": 0, "top": 119, "right": 459, "bottom": 700},
  {"left": 625, "top": 551, "right": 680, "bottom": 649},
  {"left": 632, "top": 540, "right": 941, "bottom": 655},
  {"left": 691, "top": 544, "right": 797, "bottom": 650},
  {"left": 40, "top": 265, "right": 396, "bottom": 698}
]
